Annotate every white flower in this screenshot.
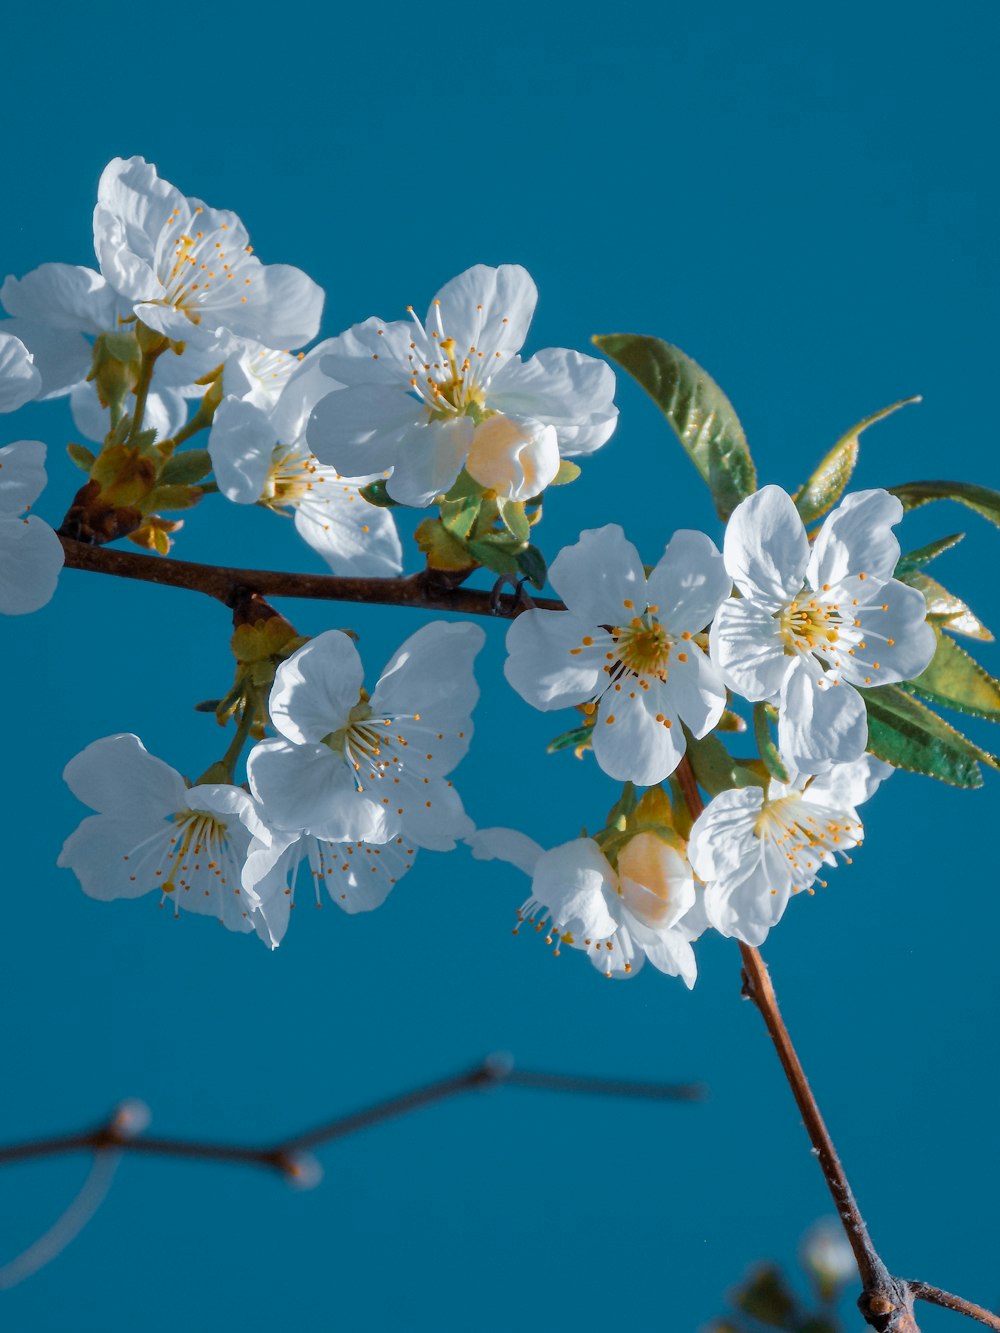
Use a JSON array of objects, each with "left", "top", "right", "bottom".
[
  {"left": 57, "top": 733, "right": 286, "bottom": 938},
  {"left": 0, "top": 440, "right": 64, "bottom": 614},
  {"left": 246, "top": 622, "right": 483, "bottom": 851},
  {"left": 504, "top": 524, "right": 731, "bottom": 784},
  {"left": 0, "top": 330, "right": 41, "bottom": 410},
  {"left": 687, "top": 755, "right": 892, "bottom": 946},
  {"left": 470, "top": 828, "right": 704, "bottom": 985},
  {"left": 710, "top": 486, "right": 936, "bottom": 774},
  {"left": 243, "top": 828, "right": 418, "bottom": 948},
  {"left": 92, "top": 156, "right": 324, "bottom": 348},
  {"left": 306, "top": 263, "right": 617, "bottom": 507},
  {"left": 208, "top": 346, "right": 402, "bottom": 577}
]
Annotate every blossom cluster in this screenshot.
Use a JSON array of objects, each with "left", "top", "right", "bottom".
[{"left": 0, "top": 155, "right": 953, "bottom": 990}]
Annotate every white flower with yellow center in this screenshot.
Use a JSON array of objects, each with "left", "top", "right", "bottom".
[
  {"left": 243, "top": 828, "right": 418, "bottom": 948},
  {"left": 470, "top": 828, "right": 705, "bottom": 985},
  {"left": 305, "top": 263, "right": 618, "bottom": 507},
  {"left": 0, "top": 439, "right": 64, "bottom": 614},
  {"left": 92, "top": 156, "right": 324, "bottom": 348},
  {"left": 710, "top": 486, "right": 936, "bottom": 774},
  {"left": 208, "top": 348, "right": 402, "bottom": 577},
  {"left": 504, "top": 524, "right": 731, "bottom": 784},
  {"left": 57, "top": 734, "right": 288, "bottom": 939},
  {"left": 687, "top": 755, "right": 892, "bottom": 946},
  {"left": 246, "top": 622, "right": 483, "bottom": 852}
]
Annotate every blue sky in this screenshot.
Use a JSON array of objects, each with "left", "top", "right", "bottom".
[{"left": 1, "top": 3, "right": 998, "bottom": 1329}]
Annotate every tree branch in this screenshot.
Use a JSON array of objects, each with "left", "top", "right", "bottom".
[
  {"left": 59, "top": 537, "right": 564, "bottom": 619},
  {"left": 907, "top": 1283, "right": 1000, "bottom": 1331}
]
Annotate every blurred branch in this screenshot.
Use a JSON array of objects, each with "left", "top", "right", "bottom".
[
  {"left": 675, "top": 757, "right": 998, "bottom": 1333},
  {"left": 59, "top": 537, "right": 564, "bottom": 619}
]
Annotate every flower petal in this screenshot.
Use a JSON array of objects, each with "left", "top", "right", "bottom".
[
  {"left": 57, "top": 813, "right": 176, "bottom": 900},
  {"left": 592, "top": 687, "right": 685, "bottom": 785},
  {"left": 724, "top": 485, "right": 809, "bottom": 605},
  {"left": 3, "top": 319, "right": 91, "bottom": 400},
  {"left": 778, "top": 663, "right": 868, "bottom": 773},
  {"left": 307, "top": 382, "right": 423, "bottom": 479},
  {"left": 247, "top": 737, "right": 391, "bottom": 842},
  {"left": 397, "top": 774, "right": 473, "bottom": 851},
  {"left": 0, "top": 515, "right": 63, "bottom": 613},
  {"left": 688, "top": 787, "right": 764, "bottom": 880},
  {"left": 710, "top": 597, "right": 793, "bottom": 701},
  {"left": 1, "top": 263, "right": 119, "bottom": 333},
  {"left": 529, "top": 839, "right": 618, "bottom": 939},
  {"left": 294, "top": 484, "right": 403, "bottom": 577},
  {"left": 314, "top": 318, "right": 413, "bottom": 388},
  {"left": 807, "top": 488, "right": 903, "bottom": 589},
  {"left": 667, "top": 647, "right": 727, "bottom": 738},
  {"left": 488, "top": 346, "right": 618, "bottom": 453},
  {"left": 504, "top": 609, "right": 608, "bottom": 710},
  {"left": 432, "top": 264, "right": 537, "bottom": 361},
  {"left": 384, "top": 415, "right": 473, "bottom": 507},
  {"left": 548, "top": 524, "right": 647, "bottom": 624},
  {"left": 319, "top": 834, "right": 416, "bottom": 914},
  {"left": 0, "top": 439, "right": 47, "bottom": 513},
  {"left": 466, "top": 827, "right": 545, "bottom": 877},
  {"left": 838, "top": 580, "right": 936, "bottom": 687},
  {"left": 0, "top": 332, "right": 40, "bottom": 411},
  {"left": 646, "top": 529, "right": 731, "bottom": 634},
  {"left": 269, "top": 630, "right": 365, "bottom": 744},
  {"left": 618, "top": 833, "right": 695, "bottom": 932},
  {"left": 208, "top": 396, "right": 279, "bottom": 502},
  {"left": 62, "top": 733, "right": 188, "bottom": 819},
  {"left": 465, "top": 416, "right": 560, "bottom": 500},
  {"left": 371, "top": 620, "right": 485, "bottom": 725},
  {"left": 803, "top": 754, "right": 892, "bottom": 810}
]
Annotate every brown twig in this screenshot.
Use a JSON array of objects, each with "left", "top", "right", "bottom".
[
  {"left": 59, "top": 537, "right": 564, "bottom": 619},
  {"left": 0, "top": 1057, "right": 703, "bottom": 1181},
  {"left": 674, "top": 756, "right": 996, "bottom": 1333}
]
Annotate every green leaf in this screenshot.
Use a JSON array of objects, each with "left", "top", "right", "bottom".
[
  {"left": 414, "top": 517, "right": 474, "bottom": 571},
  {"left": 439, "top": 494, "right": 482, "bottom": 541},
  {"left": 550, "top": 459, "right": 581, "bottom": 486},
  {"left": 159, "top": 448, "right": 213, "bottom": 486},
  {"left": 593, "top": 333, "right": 755, "bottom": 519},
  {"left": 359, "top": 478, "right": 400, "bottom": 508},
  {"left": 735, "top": 1265, "right": 798, "bottom": 1328},
  {"left": 546, "top": 722, "right": 594, "bottom": 756},
  {"left": 752, "top": 703, "right": 789, "bottom": 782},
  {"left": 516, "top": 544, "right": 548, "bottom": 590},
  {"left": 793, "top": 397, "right": 919, "bottom": 525},
  {"left": 497, "top": 498, "right": 531, "bottom": 542},
  {"left": 899, "top": 569, "right": 993, "bottom": 641},
  {"left": 67, "top": 442, "right": 96, "bottom": 472},
  {"left": 859, "top": 684, "right": 998, "bottom": 787},
  {"left": 890, "top": 479, "right": 1000, "bottom": 528},
  {"left": 907, "top": 629, "right": 1000, "bottom": 722},
  {"left": 894, "top": 531, "right": 965, "bottom": 576}
]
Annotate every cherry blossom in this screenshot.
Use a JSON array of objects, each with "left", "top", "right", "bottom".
[
  {"left": 244, "top": 828, "right": 418, "bottom": 948},
  {"left": 209, "top": 347, "right": 402, "bottom": 576},
  {"left": 306, "top": 264, "right": 617, "bottom": 507},
  {"left": 0, "top": 440, "right": 64, "bottom": 614},
  {"left": 470, "top": 828, "right": 705, "bottom": 985},
  {"left": 505, "top": 524, "right": 731, "bottom": 784},
  {"left": 57, "top": 733, "right": 287, "bottom": 939},
  {"left": 710, "top": 486, "right": 935, "bottom": 773},
  {"left": 246, "top": 622, "right": 484, "bottom": 852},
  {"left": 687, "top": 756, "right": 892, "bottom": 946}
]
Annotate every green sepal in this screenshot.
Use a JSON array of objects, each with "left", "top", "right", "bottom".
[
  {"left": 889, "top": 479, "right": 1000, "bottom": 528},
  {"left": 441, "top": 469, "right": 485, "bottom": 501},
  {"left": 906, "top": 628, "right": 1000, "bottom": 722},
  {"left": 158, "top": 449, "right": 213, "bottom": 486},
  {"left": 550, "top": 459, "right": 581, "bottom": 486},
  {"left": 546, "top": 721, "right": 595, "bottom": 756},
  {"left": 894, "top": 531, "right": 965, "bottom": 577},
  {"left": 716, "top": 709, "right": 747, "bottom": 733},
  {"left": 439, "top": 493, "right": 482, "bottom": 541},
  {"left": 360, "top": 478, "right": 400, "bottom": 508},
  {"left": 414, "top": 517, "right": 477, "bottom": 572},
  {"left": 604, "top": 782, "right": 639, "bottom": 831},
  {"left": 593, "top": 333, "right": 756, "bottom": 519},
  {"left": 130, "top": 428, "right": 160, "bottom": 455},
  {"left": 516, "top": 544, "right": 548, "bottom": 589},
  {"left": 667, "top": 776, "right": 694, "bottom": 840},
  {"left": 859, "top": 684, "right": 998, "bottom": 787},
  {"left": 899, "top": 569, "right": 993, "bottom": 641},
  {"left": 497, "top": 498, "right": 530, "bottom": 543},
  {"left": 631, "top": 784, "right": 675, "bottom": 831},
  {"left": 685, "top": 730, "right": 767, "bottom": 797},
  {"left": 67, "top": 442, "right": 97, "bottom": 472},
  {"left": 465, "top": 532, "right": 524, "bottom": 576},
  {"left": 141, "top": 484, "right": 205, "bottom": 514},
  {"left": 793, "top": 397, "right": 919, "bottom": 525},
  {"left": 752, "top": 703, "right": 789, "bottom": 783}
]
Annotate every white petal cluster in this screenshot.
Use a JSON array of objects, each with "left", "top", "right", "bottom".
[
  {"left": 243, "top": 622, "right": 485, "bottom": 940},
  {"left": 711, "top": 486, "right": 936, "bottom": 773},
  {"left": 208, "top": 345, "right": 402, "bottom": 577},
  {"left": 0, "top": 440, "right": 64, "bottom": 614},
  {"left": 1, "top": 156, "right": 324, "bottom": 440},
  {"left": 688, "top": 756, "right": 892, "bottom": 946},
  {"left": 306, "top": 264, "right": 618, "bottom": 507},
  {"left": 505, "top": 524, "right": 731, "bottom": 784},
  {"left": 471, "top": 828, "right": 705, "bottom": 985},
  {"left": 57, "top": 734, "right": 288, "bottom": 945}
]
